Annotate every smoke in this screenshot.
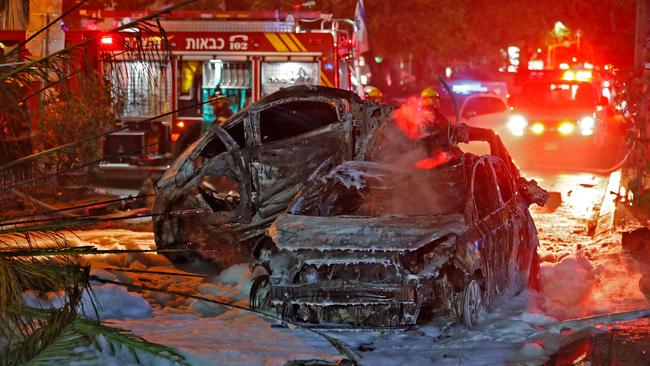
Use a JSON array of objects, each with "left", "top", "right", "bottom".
[
  {"left": 392, "top": 96, "right": 425, "bottom": 141},
  {"left": 347, "top": 96, "right": 464, "bottom": 217},
  {"left": 368, "top": 96, "right": 454, "bottom": 170}
]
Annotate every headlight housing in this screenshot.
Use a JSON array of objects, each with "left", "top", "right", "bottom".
[
  {"left": 557, "top": 122, "right": 575, "bottom": 135},
  {"left": 507, "top": 115, "right": 528, "bottom": 136},
  {"left": 578, "top": 116, "right": 595, "bottom": 136}
]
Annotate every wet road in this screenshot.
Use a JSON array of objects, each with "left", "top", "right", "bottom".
[
  {"left": 524, "top": 169, "right": 608, "bottom": 262},
  {"left": 518, "top": 143, "right": 650, "bottom": 364}
]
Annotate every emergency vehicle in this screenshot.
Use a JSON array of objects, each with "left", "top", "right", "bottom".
[
  {"left": 65, "top": 11, "right": 361, "bottom": 180},
  {"left": 441, "top": 81, "right": 510, "bottom": 133},
  {"left": 506, "top": 66, "right": 622, "bottom": 158}
]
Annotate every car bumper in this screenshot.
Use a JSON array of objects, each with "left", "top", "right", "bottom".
[{"left": 270, "top": 281, "right": 421, "bottom": 327}]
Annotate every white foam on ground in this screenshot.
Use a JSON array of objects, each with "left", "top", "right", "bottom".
[
  {"left": 29, "top": 185, "right": 650, "bottom": 366},
  {"left": 23, "top": 284, "right": 152, "bottom": 321}
]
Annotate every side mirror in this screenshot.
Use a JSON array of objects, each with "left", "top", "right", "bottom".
[{"left": 599, "top": 96, "right": 610, "bottom": 107}]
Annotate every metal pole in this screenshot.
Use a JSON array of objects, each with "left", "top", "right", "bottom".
[{"left": 634, "top": 0, "right": 650, "bottom": 191}]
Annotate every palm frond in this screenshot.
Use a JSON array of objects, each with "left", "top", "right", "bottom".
[
  {"left": 23, "top": 323, "right": 98, "bottom": 366},
  {"left": 75, "top": 319, "right": 189, "bottom": 365}
]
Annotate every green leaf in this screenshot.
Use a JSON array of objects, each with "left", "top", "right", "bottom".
[
  {"left": 23, "top": 324, "right": 97, "bottom": 366},
  {"left": 75, "top": 319, "right": 189, "bottom": 365}
]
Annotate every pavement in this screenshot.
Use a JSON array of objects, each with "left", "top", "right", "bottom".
[{"left": 540, "top": 149, "right": 650, "bottom": 365}]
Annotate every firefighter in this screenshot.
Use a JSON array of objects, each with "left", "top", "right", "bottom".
[
  {"left": 418, "top": 87, "right": 446, "bottom": 130},
  {"left": 419, "top": 86, "right": 440, "bottom": 113},
  {"left": 210, "top": 89, "right": 233, "bottom": 125},
  {"left": 364, "top": 85, "right": 383, "bottom": 103}
]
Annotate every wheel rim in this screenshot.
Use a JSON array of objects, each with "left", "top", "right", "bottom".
[
  {"left": 462, "top": 280, "right": 482, "bottom": 328},
  {"left": 250, "top": 275, "right": 271, "bottom": 311}
]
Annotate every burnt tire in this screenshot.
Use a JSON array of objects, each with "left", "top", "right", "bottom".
[
  {"left": 250, "top": 274, "right": 272, "bottom": 312},
  {"left": 250, "top": 236, "right": 277, "bottom": 268},
  {"left": 459, "top": 279, "right": 483, "bottom": 329},
  {"left": 154, "top": 216, "right": 197, "bottom": 264},
  {"left": 158, "top": 241, "right": 197, "bottom": 264}
]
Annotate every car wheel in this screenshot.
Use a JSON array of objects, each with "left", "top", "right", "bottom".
[
  {"left": 459, "top": 279, "right": 483, "bottom": 329},
  {"left": 154, "top": 215, "right": 197, "bottom": 263},
  {"left": 251, "top": 236, "right": 277, "bottom": 268},
  {"left": 250, "top": 272, "right": 272, "bottom": 312}
]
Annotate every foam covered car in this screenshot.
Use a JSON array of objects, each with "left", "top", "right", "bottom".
[{"left": 249, "top": 127, "right": 547, "bottom": 328}]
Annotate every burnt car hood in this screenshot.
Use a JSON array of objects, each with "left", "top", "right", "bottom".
[{"left": 269, "top": 213, "right": 467, "bottom": 252}]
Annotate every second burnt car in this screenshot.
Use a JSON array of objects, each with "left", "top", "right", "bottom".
[
  {"left": 249, "top": 124, "right": 547, "bottom": 328},
  {"left": 152, "top": 86, "right": 390, "bottom": 267}
]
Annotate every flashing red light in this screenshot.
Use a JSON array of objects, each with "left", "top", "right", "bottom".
[{"left": 100, "top": 36, "right": 113, "bottom": 45}]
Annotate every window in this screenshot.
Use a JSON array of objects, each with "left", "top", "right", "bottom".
[
  {"left": 259, "top": 101, "right": 339, "bottom": 143},
  {"left": 464, "top": 97, "right": 507, "bottom": 116},
  {"left": 225, "top": 121, "right": 246, "bottom": 147},
  {"left": 177, "top": 60, "right": 252, "bottom": 119},
  {"left": 109, "top": 61, "right": 170, "bottom": 118},
  {"left": 198, "top": 175, "right": 241, "bottom": 212},
  {"left": 473, "top": 161, "right": 500, "bottom": 218},
  {"left": 261, "top": 62, "right": 319, "bottom": 96},
  {"left": 519, "top": 82, "right": 596, "bottom": 109},
  {"left": 199, "top": 134, "right": 227, "bottom": 159},
  {"left": 177, "top": 60, "right": 202, "bottom": 118}
]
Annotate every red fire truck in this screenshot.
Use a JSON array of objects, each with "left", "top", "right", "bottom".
[{"left": 65, "top": 11, "right": 361, "bottom": 180}]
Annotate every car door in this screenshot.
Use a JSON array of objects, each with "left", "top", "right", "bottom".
[
  {"left": 462, "top": 96, "right": 509, "bottom": 132},
  {"left": 164, "top": 120, "right": 255, "bottom": 263},
  {"left": 491, "top": 157, "right": 537, "bottom": 288},
  {"left": 489, "top": 158, "right": 530, "bottom": 289},
  {"left": 467, "top": 157, "right": 512, "bottom": 306},
  {"left": 248, "top": 98, "right": 353, "bottom": 218}
]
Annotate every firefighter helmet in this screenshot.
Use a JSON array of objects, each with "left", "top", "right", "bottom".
[
  {"left": 420, "top": 87, "right": 440, "bottom": 110},
  {"left": 421, "top": 87, "right": 439, "bottom": 99},
  {"left": 364, "top": 85, "right": 383, "bottom": 102}
]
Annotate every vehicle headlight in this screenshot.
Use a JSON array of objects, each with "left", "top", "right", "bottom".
[
  {"left": 531, "top": 122, "right": 545, "bottom": 135},
  {"left": 507, "top": 115, "right": 528, "bottom": 136},
  {"left": 578, "top": 116, "right": 595, "bottom": 136},
  {"left": 558, "top": 122, "right": 575, "bottom": 136}
]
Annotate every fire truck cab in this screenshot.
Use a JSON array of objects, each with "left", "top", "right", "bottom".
[{"left": 67, "top": 11, "right": 360, "bottom": 181}]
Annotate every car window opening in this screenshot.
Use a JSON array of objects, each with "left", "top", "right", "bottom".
[
  {"left": 198, "top": 175, "right": 241, "bottom": 212},
  {"left": 474, "top": 162, "right": 500, "bottom": 218},
  {"left": 200, "top": 134, "right": 227, "bottom": 159},
  {"left": 259, "top": 101, "right": 339, "bottom": 143}
]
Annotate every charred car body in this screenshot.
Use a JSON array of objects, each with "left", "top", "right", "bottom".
[
  {"left": 153, "top": 86, "right": 390, "bottom": 267},
  {"left": 250, "top": 125, "right": 548, "bottom": 328},
  {"left": 153, "top": 85, "right": 547, "bottom": 328}
]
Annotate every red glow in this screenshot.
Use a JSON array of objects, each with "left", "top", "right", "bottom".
[
  {"left": 393, "top": 96, "right": 425, "bottom": 140},
  {"left": 100, "top": 36, "right": 113, "bottom": 45},
  {"left": 414, "top": 150, "right": 452, "bottom": 169}
]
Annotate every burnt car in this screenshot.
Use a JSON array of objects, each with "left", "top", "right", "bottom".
[
  {"left": 153, "top": 86, "right": 390, "bottom": 267},
  {"left": 249, "top": 126, "right": 547, "bottom": 328}
]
